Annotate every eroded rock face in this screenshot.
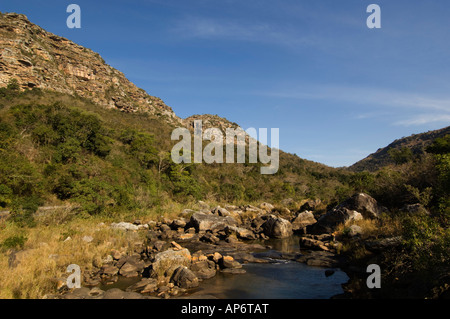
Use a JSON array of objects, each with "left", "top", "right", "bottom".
[{"left": 0, "top": 13, "right": 179, "bottom": 121}]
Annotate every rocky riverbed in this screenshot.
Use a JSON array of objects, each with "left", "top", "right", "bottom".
[{"left": 47, "top": 194, "right": 397, "bottom": 299}]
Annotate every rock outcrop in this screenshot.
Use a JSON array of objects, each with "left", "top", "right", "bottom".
[{"left": 0, "top": 12, "right": 179, "bottom": 121}]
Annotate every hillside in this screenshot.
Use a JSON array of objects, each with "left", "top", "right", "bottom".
[
  {"left": 0, "top": 12, "right": 178, "bottom": 121},
  {"left": 349, "top": 126, "right": 450, "bottom": 172},
  {"left": 0, "top": 11, "right": 358, "bottom": 214}
]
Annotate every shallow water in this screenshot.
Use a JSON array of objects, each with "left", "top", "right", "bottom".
[
  {"left": 190, "top": 235, "right": 348, "bottom": 299},
  {"left": 191, "top": 260, "right": 348, "bottom": 299},
  {"left": 99, "top": 235, "right": 349, "bottom": 299}
]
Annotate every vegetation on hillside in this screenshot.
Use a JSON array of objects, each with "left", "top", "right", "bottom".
[{"left": 0, "top": 85, "right": 354, "bottom": 220}]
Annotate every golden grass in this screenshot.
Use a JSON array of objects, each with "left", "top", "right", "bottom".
[{"left": 0, "top": 215, "right": 147, "bottom": 299}]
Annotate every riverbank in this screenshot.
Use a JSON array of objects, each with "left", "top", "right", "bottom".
[{"left": 1, "top": 194, "right": 447, "bottom": 299}]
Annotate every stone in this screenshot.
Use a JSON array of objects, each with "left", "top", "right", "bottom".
[
  {"left": 262, "top": 215, "right": 293, "bottom": 239},
  {"left": 119, "top": 261, "right": 140, "bottom": 278},
  {"left": 82, "top": 235, "right": 94, "bottom": 243},
  {"left": 348, "top": 225, "right": 363, "bottom": 237},
  {"left": 170, "top": 266, "right": 199, "bottom": 289},
  {"left": 110, "top": 222, "right": 139, "bottom": 231},
  {"left": 198, "top": 201, "right": 210, "bottom": 210},
  {"left": 126, "top": 278, "right": 158, "bottom": 293},
  {"left": 313, "top": 208, "right": 363, "bottom": 234},
  {"left": 171, "top": 219, "right": 187, "bottom": 230},
  {"left": 152, "top": 248, "right": 191, "bottom": 278},
  {"left": 212, "top": 206, "right": 231, "bottom": 217},
  {"left": 200, "top": 233, "right": 220, "bottom": 244},
  {"left": 100, "top": 265, "right": 119, "bottom": 278},
  {"left": 224, "top": 225, "right": 256, "bottom": 240},
  {"left": 221, "top": 256, "right": 242, "bottom": 269},
  {"left": 402, "top": 203, "right": 430, "bottom": 215},
  {"left": 259, "top": 202, "right": 274, "bottom": 212},
  {"left": 291, "top": 211, "right": 317, "bottom": 231},
  {"left": 171, "top": 241, "right": 183, "bottom": 250},
  {"left": 296, "top": 251, "right": 341, "bottom": 268},
  {"left": 299, "top": 199, "right": 322, "bottom": 211},
  {"left": 190, "top": 260, "right": 216, "bottom": 279},
  {"left": 102, "top": 288, "right": 145, "bottom": 299},
  {"left": 299, "top": 237, "right": 329, "bottom": 251},
  {"left": 177, "top": 233, "right": 195, "bottom": 241},
  {"left": 221, "top": 268, "right": 246, "bottom": 274},
  {"left": 339, "top": 193, "right": 384, "bottom": 219},
  {"left": 364, "top": 236, "right": 403, "bottom": 253}
]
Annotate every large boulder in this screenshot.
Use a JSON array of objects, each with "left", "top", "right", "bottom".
[
  {"left": 189, "top": 212, "right": 238, "bottom": 232},
  {"left": 338, "top": 193, "right": 384, "bottom": 219},
  {"left": 313, "top": 208, "right": 363, "bottom": 234},
  {"left": 170, "top": 266, "right": 199, "bottom": 289},
  {"left": 262, "top": 215, "right": 293, "bottom": 239},
  {"left": 151, "top": 248, "right": 191, "bottom": 278},
  {"left": 291, "top": 211, "right": 317, "bottom": 231}
]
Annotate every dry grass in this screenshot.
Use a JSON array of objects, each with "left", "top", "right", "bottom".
[{"left": 0, "top": 216, "right": 147, "bottom": 299}]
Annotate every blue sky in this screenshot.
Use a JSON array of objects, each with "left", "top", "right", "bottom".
[{"left": 2, "top": 0, "right": 450, "bottom": 167}]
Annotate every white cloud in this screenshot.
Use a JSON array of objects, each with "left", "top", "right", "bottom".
[
  {"left": 170, "top": 16, "right": 317, "bottom": 48},
  {"left": 257, "top": 84, "right": 450, "bottom": 126},
  {"left": 393, "top": 114, "right": 450, "bottom": 126}
]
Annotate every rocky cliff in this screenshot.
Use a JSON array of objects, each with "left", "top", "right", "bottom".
[{"left": 0, "top": 12, "right": 179, "bottom": 121}]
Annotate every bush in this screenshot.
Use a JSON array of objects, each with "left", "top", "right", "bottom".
[{"left": 1, "top": 235, "right": 27, "bottom": 251}]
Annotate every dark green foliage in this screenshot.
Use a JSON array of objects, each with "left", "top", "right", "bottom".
[
  {"left": 388, "top": 147, "right": 414, "bottom": 164},
  {"left": 1, "top": 235, "right": 27, "bottom": 251},
  {"left": 426, "top": 134, "right": 450, "bottom": 155}
]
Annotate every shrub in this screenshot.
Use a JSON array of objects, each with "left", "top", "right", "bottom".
[{"left": 1, "top": 235, "right": 27, "bottom": 251}]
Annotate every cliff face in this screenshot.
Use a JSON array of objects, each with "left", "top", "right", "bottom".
[{"left": 0, "top": 12, "right": 179, "bottom": 121}]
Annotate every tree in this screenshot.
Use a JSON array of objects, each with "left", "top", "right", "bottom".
[{"left": 388, "top": 147, "right": 414, "bottom": 164}]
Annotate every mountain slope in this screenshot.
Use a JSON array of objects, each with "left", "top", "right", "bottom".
[
  {"left": 0, "top": 12, "right": 178, "bottom": 121},
  {"left": 349, "top": 126, "right": 450, "bottom": 172}
]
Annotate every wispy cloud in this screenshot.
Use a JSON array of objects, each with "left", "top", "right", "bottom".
[
  {"left": 260, "top": 85, "right": 450, "bottom": 111},
  {"left": 170, "top": 16, "right": 318, "bottom": 48},
  {"left": 257, "top": 85, "right": 450, "bottom": 126},
  {"left": 394, "top": 114, "right": 450, "bottom": 126}
]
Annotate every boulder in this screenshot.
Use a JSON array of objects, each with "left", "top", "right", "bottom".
[
  {"left": 299, "top": 199, "right": 322, "bottom": 211},
  {"left": 224, "top": 225, "right": 256, "bottom": 240},
  {"left": 221, "top": 256, "right": 242, "bottom": 269},
  {"left": 296, "top": 251, "right": 341, "bottom": 268},
  {"left": 189, "top": 212, "right": 237, "bottom": 232},
  {"left": 170, "top": 219, "right": 187, "bottom": 230},
  {"left": 291, "top": 211, "right": 317, "bottom": 231},
  {"left": 339, "top": 193, "right": 384, "bottom": 219},
  {"left": 190, "top": 260, "right": 216, "bottom": 279},
  {"left": 100, "top": 265, "right": 119, "bottom": 278},
  {"left": 110, "top": 222, "right": 139, "bottom": 231},
  {"left": 152, "top": 248, "right": 191, "bottom": 278},
  {"left": 259, "top": 202, "right": 274, "bottom": 212},
  {"left": 402, "top": 203, "right": 430, "bottom": 215},
  {"left": 299, "top": 237, "right": 329, "bottom": 251},
  {"left": 348, "top": 224, "right": 363, "bottom": 237},
  {"left": 119, "top": 261, "right": 141, "bottom": 278},
  {"left": 262, "top": 215, "right": 293, "bottom": 239},
  {"left": 197, "top": 201, "right": 210, "bottom": 210},
  {"left": 126, "top": 278, "right": 158, "bottom": 293},
  {"left": 170, "top": 266, "right": 199, "bottom": 289},
  {"left": 313, "top": 208, "right": 363, "bottom": 234}
]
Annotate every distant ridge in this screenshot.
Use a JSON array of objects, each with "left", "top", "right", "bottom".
[{"left": 349, "top": 126, "right": 450, "bottom": 172}]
